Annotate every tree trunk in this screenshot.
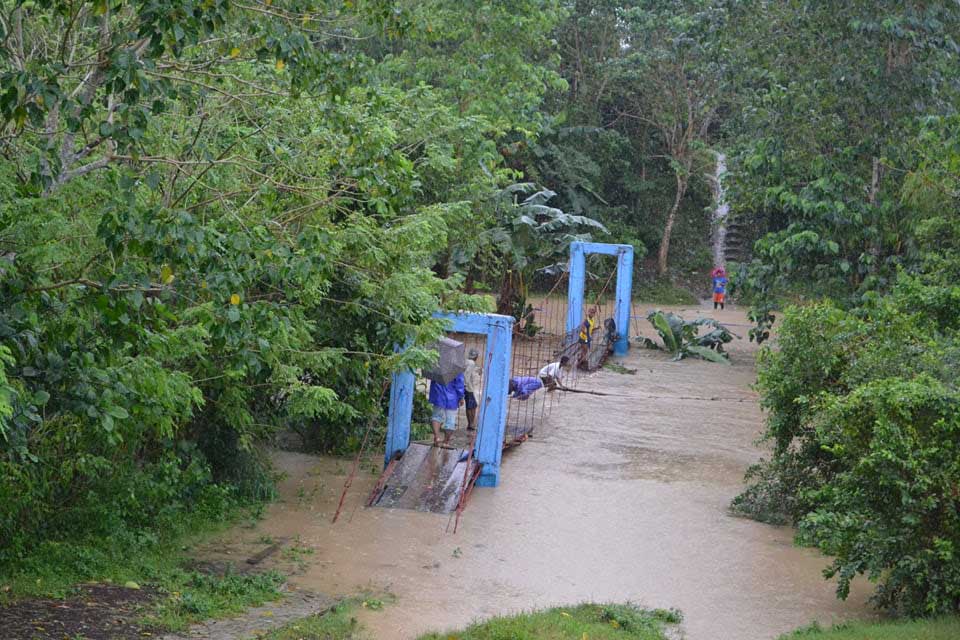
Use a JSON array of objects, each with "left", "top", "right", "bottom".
[
  {"left": 658, "top": 171, "right": 688, "bottom": 276},
  {"left": 867, "top": 156, "right": 884, "bottom": 275},
  {"left": 496, "top": 270, "right": 516, "bottom": 316},
  {"left": 868, "top": 156, "right": 881, "bottom": 206},
  {"left": 463, "top": 270, "right": 476, "bottom": 294}
]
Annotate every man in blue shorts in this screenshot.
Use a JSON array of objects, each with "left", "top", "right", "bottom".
[{"left": 429, "top": 373, "right": 465, "bottom": 447}]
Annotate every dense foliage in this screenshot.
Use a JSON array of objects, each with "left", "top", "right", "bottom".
[
  {"left": 0, "top": 0, "right": 560, "bottom": 573},
  {"left": 523, "top": 0, "right": 724, "bottom": 279},
  {"left": 720, "top": 0, "right": 960, "bottom": 618},
  {"left": 734, "top": 114, "right": 960, "bottom": 615},
  {"left": 727, "top": 1, "right": 960, "bottom": 308},
  {"left": 1, "top": 0, "right": 737, "bottom": 581}
]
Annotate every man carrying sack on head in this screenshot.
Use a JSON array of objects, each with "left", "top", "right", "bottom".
[{"left": 423, "top": 337, "right": 467, "bottom": 447}]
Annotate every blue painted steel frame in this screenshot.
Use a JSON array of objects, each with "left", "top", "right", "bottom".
[
  {"left": 384, "top": 312, "right": 514, "bottom": 488},
  {"left": 565, "top": 241, "right": 635, "bottom": 356}
]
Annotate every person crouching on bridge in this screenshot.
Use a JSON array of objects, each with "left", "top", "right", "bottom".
[
  {"left": 509, "top": 376, "right": 543, "bottom": 400},
  {"left": 429, "top": 373, "right": 465, "bottom": 447},
  {"left": 539, "top": 356, "right": 571, "bottom": 391},
  {"left": 464, "top": 349, "right": 481, "bottom": 432}
]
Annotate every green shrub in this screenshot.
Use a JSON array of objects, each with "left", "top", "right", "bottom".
[
  {"left": 799, "top": 376, "right": 960, "bottom": 615},
  {"left": 734, "top": 303, "right": 859, "bottom": 522},
  {"left": 0, "top": 443, "right": 223, "bottom": 568},
  {"left": 778, "top": 616, "right": 960, "bottom": 639},
  {"left": 643, "top": 310, "right": 734, "bottom": 362},
  {"left": 737, "top": 288, "right": 960, "bottom": 614},
  {"left": 634, "top": 279, "right": 699, "bottom": 306},
  {"left": 418, "top": 602, "right": 679, "bottom": 640}
]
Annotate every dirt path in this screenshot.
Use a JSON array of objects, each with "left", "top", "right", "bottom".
[
  {"left": 159, "top": 590, "right": 333, "bottom": 640},
  {"left": 0, "top": 584, "right": 159, "bottom": 640},
  {"left": 212, "top": 303, "right": 872, "bottom": 640}
]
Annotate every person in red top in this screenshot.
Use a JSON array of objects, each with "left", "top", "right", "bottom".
[{"left": 711, "top": 266, "right": 728, "bottom": 311}]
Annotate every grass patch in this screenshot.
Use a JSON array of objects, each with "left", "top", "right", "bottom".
[
  {"left": 0, "top": 492, "right": 286, "bottom": 631},
  {"left": 254, "top": 600, "right": 677, "bottom": 640},
  {"left": 146, "top": 567, "right": 286, "bottom": 631},
  {"left": 417, "top": 603, "right": 681, "bottom": 640},
  {"left": 779, "top": 617, "right": 960, "bottom": 640},
  {"left": 257, "top": 595, "right": 394, "bottom": 640},
  {"left": 257, "top": 605, "right": 366, "bottom": 640},
  {"left": 634, "top": 279, "right": 699, "bottom": 306}
]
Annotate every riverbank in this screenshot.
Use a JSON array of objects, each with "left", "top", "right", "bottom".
[
  {"left": 778, "top": 617, "right": 960, "bottom": 639},
  {"left": 0, "top": 504, "right": 291, "bottom": 639},
  {"left": 256, "top": 601, "right": 960, "bottom": 640},
  {"left": 0, "top": 304, "right": 898, "bottom": 639},
  {"left": 260, "top": 601, "right": 681, "bottom": 640}
]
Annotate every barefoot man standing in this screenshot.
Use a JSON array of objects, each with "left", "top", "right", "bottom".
[{"left": 428, "top": 373, "right": 464, "bottom": 447}]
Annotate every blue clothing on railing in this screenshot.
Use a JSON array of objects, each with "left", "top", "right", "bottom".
[
  {"left": 510, "top": 376, "right": 543, "bottom": 400},
  {"left": 429, "top": 375, "right": 465, "bottom": 410}
]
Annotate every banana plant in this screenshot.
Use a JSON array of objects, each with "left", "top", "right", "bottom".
[
  {"left": 467, "top": 182, "right": 607, "bottom": 317},
  {"left": 642, "top": 310, "right": 736, "bottom": 363}
]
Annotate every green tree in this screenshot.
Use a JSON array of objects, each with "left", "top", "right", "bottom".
[
  {"left": 0, "top": 0, "right": 407, "bottom": 193},
  {"left": 0, "top": 0, "right": 557, "bottom": 572},
  {"left": 514, "top": 1, "right": 716, "bottom": 280},
  {"left": 467, "top": 183, "right": 607, "bottom": 317},
  {"left": 727, "top": 0, "right": 960, "bottom": 303},
  {"left": 734, "top": 115, "right": 960, "bottom": 614},
  {"left": 614, "top": 1, "right": 727, "bottom": 275}
]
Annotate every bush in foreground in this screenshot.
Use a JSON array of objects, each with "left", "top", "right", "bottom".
[
  {"left": 735, "top": 281, "right": 960, "bottom": 615},
  {"left": 417, "top": 603, "right": 682, "bottom": 640},
  {"left": 264, "top": 602, "right": 682, "bottom": 640},
  {"left": 779, "top": 617, "right": 960, "bottom": 640}
]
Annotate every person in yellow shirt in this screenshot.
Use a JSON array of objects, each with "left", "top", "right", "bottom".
[{"left": 578, "top": 306, "right": 598, "bottom": 366}]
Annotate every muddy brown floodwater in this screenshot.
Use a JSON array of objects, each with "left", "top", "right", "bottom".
[{"left": 221, "top": 304, "right": 873, "bottom": 640}]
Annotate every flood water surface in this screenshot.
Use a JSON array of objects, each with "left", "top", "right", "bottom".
[{"left": 228, "top": 306, "right": 872, "bottom": 640}]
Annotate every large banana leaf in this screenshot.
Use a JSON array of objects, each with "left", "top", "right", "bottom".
[
  {"left": 685, "top": 345, "right": 732, "bottom": 364},
  {"left": 521, "top": 189, "right": 558, "bottom": 207},
  {"left": 697, "top": 328, "right": 735, "bottom": 349},
  {"left": 648, "top": 310, "right": 680, "bottom": 353},
  {"left": 645, "top": 310, "right": 735, "bottom": 363}
]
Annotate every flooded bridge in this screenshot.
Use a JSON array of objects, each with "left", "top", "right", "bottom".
[{"left": 215, "top": 305, "right": 872, "bottom": 640}]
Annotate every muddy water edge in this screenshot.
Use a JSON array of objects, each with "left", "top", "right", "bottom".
[{"left": 215, "top": 305, "right": 872, "bottom": 640}]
